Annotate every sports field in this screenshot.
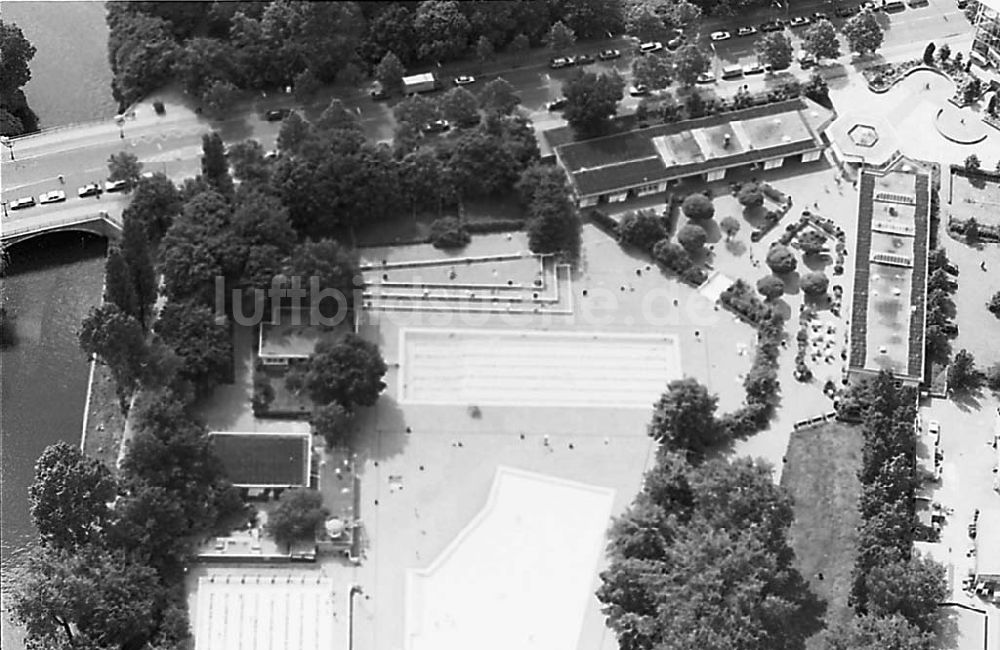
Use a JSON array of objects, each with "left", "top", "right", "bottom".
[
  {"left": 399, "top": 328, "right": 682, "bottom": 408},
  {"left": 404, "top": 467, "right": 615, "bottom": 650}
]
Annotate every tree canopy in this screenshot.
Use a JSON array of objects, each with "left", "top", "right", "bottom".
[
  {"left": 0, "top": 19, "right": 39, "bottom": 136},
  {"left": 648, "top": 378, "right": 722, "bottom": 457},
  {"left": 843, "top": 11, "right": 884, "bottom": 55},
  {"left": 766, "top": 244, "right": 798, "bottom": 274},
  {"left": 266, "top": 488, "right": 329, "bottom": 548},
  {"left": 674, "top": 44, "right": 711, "bottom": 86},
  {"left": 803, "top": 19, "right": 840, "bottom": 59},
  {"left": 562, "top": 70, "right": 625, "bottom": 138},
  {"left": 682, "top": 193, "right": 715, "bottom": 220},
  {"left": 677, "top": 223, "right": 708, "bottom": 252},
  {"left": 618, "top": 210, "right": 666, "bottom": 251},
  {"left": 756, "top": 32, "right": 793, "bottom": 70},
  {"left": 291, "top": 334, "right": 388, "bottom": 410}
]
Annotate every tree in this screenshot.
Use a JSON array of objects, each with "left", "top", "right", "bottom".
[
  {"left": 0, "top": 19, "right": 39, "bottom": 136},
  {"left": 797, "top": 229, "right": 828, "bottom": 255},
  {"left": 475, "top": 35, "right": 495, "bottom": 64},
  {"left": 562, "top": 69, "right": 625, "bottom": 137},
  {"left": 509, "top": 32, "right": 530, "bottom": 59},
  {"left": 682, "top": 193, "right": 715, "bottom": 221},
  {"left": 648, "top": 378, "right": 721, "bottom": 456},
  {"left": 104, "top": 248, "right": 139, "bottom": 322},
  {"left": 923, "top": 42, "right": 936, "bottom": 65},
  {"left": 617, "top": 210, "right": 666, "bottom": 251},
  {"left": 800, "top": 271, "right": 830, "bottom": 296},
  {"left": 266, "top": 488, "right": 329, "bottom": 548},
  {"left": 674, "top": 44, "right": 710, "bottom": 87},
  {"left": 446, "top": 129, "right": 521, "bottom": 198},
  {"left": 292, "top": 67, "right": 321, "bottom": 103},
  {"left": 766, "top": 244, "right": 798, "bottom": 273},
  {"left": 719, "top": 216, "right": 741, "bottom": 241},
  {"left": 287, "top": 239, "right": 362, "bottom": 314},
  {"left": 296, "top": 335, "right": 388, "bottom": 409},
  {"left": 653, "top": 239, "right": 693, "bottom": 273},
  {"left": 843, "top": 11, "right": 884, "bottom": 55},
  {"left": 430, "top": 216, "right": 471, "bottom": 249},
  {"left": 803, "top": 19, "right": 840, "bottom": 60},
  {"left": 413, "top": 0, "right": 471, "bottom": 62},
  {"left": 737, "top": 182, "right": 764, "bottom": 208},
  {"left": 79, "top": 304, "right": 150, "bottom": 399},
  {"left": 546, "top": 20, "right": 576, "bottom": 52},
  {"left": 226, "top": 139, "right": 269, "bottom": 184},
  {"left": 394, "top": 93, "right": 441, "bottom": 130},
  {"left": 988, "top": 290, "right": 1000, "bottom": 317},
  {"left": 516, "top": 163, "right": 566, "bottom": 206},
  {"left": 123, "top": 172, "right": 182, "bottom": 242},
  {"left": 820, "top": 614, "right": 935, "bottom": 650},
  {"left": 986, "top": 362, "right": 1000, "bottom": 392},
  {"left": 677, "top": 223, "right": 708, "bottom": 252},
  {"left": 927, "top": 268, "right": 956, "bottom": 295},
  {"left": 756, "top": 274, "right": 786, "bottom": 300},
  {"left": 632, "top": 54, "right": 674, "bottom": 89},
  {"left": 375, "top": 51, "right": 406, "bottom": 94},
  {"left": 938, "top": 43, "right": 951, "bottom": 62},
  {"left": 479, "top": 77, "right": 520, "bottom": 116},
  {"left": 864, "top": 555, "right": 947, "bottom": 631},
  {"left": 201, "top": 131, "right": 232, "bottom": 195},
  {"left": 439, "top": 87, "right": 481, "bottom": 127},
  {"left": 399, "top": 148, "right": 450, "bottom": 214},
  {"left": 200, "top": 79, "right": 239, "bottom": 120},
  {"left": 316, "top": 99, "right": 361, "bottom": 134},
  {"left": 964, "top": 153, "right": 981, "bottom": 172},
  {"left": 313, "top": 402, "right": 353, "bottom": 449},
  {"left": 756, "top": 32, "right": 794, "bottom": 70},
  {"left": 120, "top": 215, "right": 157, "bottom": 330},
  {"left": 108, "top": 151, "right": 143, "bottom": 190},
  {"left": 948, "top": 349, "right": 981, "bottom": 392},
  {"left": 28, "top": 442, "right": 116, "bottom": 551},
  {"left": 154, "top": 300, "right": 232, "bottom": 392},
  {"left": 7, "top": 546, "right": 162, "bottom": 649},
  {"left": 625, "top": 3, "right": 667, "bottom": 42},
  {"left": 277, "top": 110, "right": 314, "bottom": 154}
]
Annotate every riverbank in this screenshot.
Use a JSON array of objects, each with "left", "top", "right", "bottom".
[{"left": 81, "top": 362, "right": 127, "bottom": 469}]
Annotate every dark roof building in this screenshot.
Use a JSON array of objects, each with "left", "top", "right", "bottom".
[
  {"left": 553, "top": 98, "right": 835, "bottom": 207},
  {"left": 848, "top": 154, "right": 931, "bottom": 386},
  {"left": 210, "top": 432, "right": 311, "bottom": 488}
]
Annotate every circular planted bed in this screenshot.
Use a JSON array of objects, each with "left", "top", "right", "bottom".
[{"left": 934, "top": 106, "right": 989, "bottom": 144}]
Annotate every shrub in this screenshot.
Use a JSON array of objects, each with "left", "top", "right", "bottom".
[
  {"left": 464, "top": 218, "right": 526, "bottom": 234},
  {"left": 719, "top": 216, "right": 741, "bottom": 241},
  {"left": 766, "top": 244, "right": 798, "bottom": 273},
  {"left": 652, "top": 239, "right": 692, "bottom": 273},
  {"left": 988, "top": 291, "right": 1000, "bottom": 318},
  {"left": 677, "top": 223, "right": 707, "bottom": 251},
  {"left": 618, "top": 210, "right": 666, "bottom": 252},
  {"left": 965, "top": 154, "right": 981, "bottom": 172},
  {"left": 587, "top": 209, "right": 620, "bottom": 237},
  {"left": 737, "top": 183, "right": 764, "bottom": 208},
  {"left": 153, "top": 100, "right": 165, "bottom": 115},
  {"left": 756, "top": 275, "right": 786, "bottom": 300},
  {"left": 797, "top": 229, "right": 828, "bottom": 255},
  {"left": 720, "top": 279, "right": 773, "bottom": 325},
  {"left": 801, "top": 271, "right": 830, "bottom": 296},
  {"left": 682, "top": 266, "right": 708, "bottom": 286},
  {"left": 681, "top": 193, "right": 715, "bottom": 221},
  {"left": 430, "top": 217, "right": 471, "bottom": 249}
]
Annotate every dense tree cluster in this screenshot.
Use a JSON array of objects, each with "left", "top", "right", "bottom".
[
  {"left": 925, "top": 248, "right": 959, "bottom": 364},
  {"left": 562, "top": 69, "right": 626, "bottom": 138},
  {"left": 599, "top": 449, "right": 823, "bottom": 650},
  {"left": 617, "top": 209, "right": 666, "bottom": 251},
  {"left": 0, "top": 19, "right": 39, "bottom": 135},
  {"left": 521, "top": 163, "right": 580, "bottom": 258}
]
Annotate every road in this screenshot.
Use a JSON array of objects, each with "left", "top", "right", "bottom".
[{"left": 0, "top": 0, "right": 973, "bottom": 228}]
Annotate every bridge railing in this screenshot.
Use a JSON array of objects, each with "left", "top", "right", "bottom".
[{"left": 1, "top": 212, "right": 122, "bottom": 240}]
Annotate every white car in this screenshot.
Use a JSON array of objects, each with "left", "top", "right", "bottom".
[
  {"left": 78, "top": 183, "right": 102, "bottom": 198},
  {"left": 453, "top": 75, "right": 476, "bottom": 86},
  {"left": 696, "top": 72, "right": 716, "bottom": 84},
  {"left": 638, "top": 41, "right": 663, "bottom": 54},
  {"left": 10, "top": 196, "right": 36, "bottom": 210},
  {"left": 39, "top": 190, "right": 66, "bottom": 204},
  {"left": 629, "top": 84, "right": 650, "bottom": 96},
  {"left": 711, "top": 30, "right": 732, "bottom": 41},
  {"left": 104, "top": 179, "right": 128, "bottom": 192},
  {"left": 928, "top": 420, "right": 941, "bottom": 439}
]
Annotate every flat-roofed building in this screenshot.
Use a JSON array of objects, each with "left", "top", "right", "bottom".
[
  {"left": 210, "top": 431, "right": 311, "bottom": 489},
  {"left": 848, "top": 155, "right": 931, "bottom": 386},
  {"left": 552, "top": 98, "right": 835, "bottom": 207}
]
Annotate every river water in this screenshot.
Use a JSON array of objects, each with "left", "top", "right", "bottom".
[
  {"left": 1, "top": 1, "right": 116, "bottom": 129},
  {"left": 0, "top": 4, "right": 113, "bottom": 645}
]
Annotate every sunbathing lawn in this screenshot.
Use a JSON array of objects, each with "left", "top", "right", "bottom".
[{"left": 780, "top": 421, "right": 864, "bottom": 639}]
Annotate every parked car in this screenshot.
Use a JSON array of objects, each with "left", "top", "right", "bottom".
[
  {"left": 696, "top": 71, "right": 716, "bottom": 84},
  {"left": 549, "top": 57, "right": 573, "bottom": 69},
  {"left": 10, "top": 196, "right": 36, "bottom": 210},
  {"left": 573, "top": 53, "right": 595, "bottom": 65},
  {"left": 264, "top": 150, "right": 280, "bottom": 161},
  {"left": 942, "top": 261, "right": 960, "bottom": 276},
  {"left": 798, "top": 51, "right": 817, "bottom": 68},
  {"left": 104, "top": 179, "right": 128, "bottom": 193},
  {"left": 369, "top": 83, "right": 390, "bottom": 100},
  {"left": 835, "top": 5, "right": 857, "bottom": 16},
  {"left": 737, "top": 25, "right": 758, "bottom": 36},
  {"left": 598, "top": 49, "right": 621, "bottom": 60},
  {"left": 422, "top": 119, "right": 451, "bottom": 133},
  {"left": 743, "top": 63, "right": 766, "bottom": 75},
  {"left": 859, "top": 1, "right": 878, "bottom": 10},
  {"left": 957, "top": 0, "right": 969, "bottom": 7},
  {"left": 907, "top": 0, "right": 929, "bottom": 7},
  {"left": 453, "top": 75, "right": 476, "bottom": 86},
  {"left": 638, "top": 41, "right": 664, "bottom": 54},
  {"left": 941, "top": 322, "right": 959, "bottom": 335},
  {"left": 667, "top": 33, "right": 685, "bottom": 50},
  {"left": 883, "top": 0, "right": 906, "bottom": 9},
  {"left": 759, "top": 21, "right": 784, "bottom": 31},
  {"left": 789, "top": 15, "right": 812, "bottom": 26},
  {"left": 547, "top": 98, "right": 568, "bottom": 111},
  {"left": 264, "top": 108, "right": 291, "bottom": 121},
  {"left": 78, "top": 183, "right": 102, "bottom": 198},
  {"left": 710, "top": 30, "right": 732, "bottom": 41},
  {"left": 39, "top": 190, "right": 66, "bottom": 204},
  {"left": 812, "top": 11, "right": 830, "bottom": 19},
  {"left": 629, "top": 84, "right": 650, "bottom": 96},
  {"left": 721, "top": 64, "right": 744, "bottom": 79},
  {"left": 927, "top": 420, "right": 941, "bottom": 438}
]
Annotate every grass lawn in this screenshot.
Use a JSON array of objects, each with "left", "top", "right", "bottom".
[
  {"left": 81, "top": 362, "right": 128, "bottom": 469},
  {"left": 780, "top": 421, "right": 863, "bottom": 637}
]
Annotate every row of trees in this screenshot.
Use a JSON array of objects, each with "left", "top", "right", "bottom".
[
  {"left": 831, "top": 373, "right": 949, "bottom": 646},
  {"left": 1, "top": 19, "right": 39, "bottom": 135},
  {"left": 104, "top": 0, "right": 629, "bottom": 109}
]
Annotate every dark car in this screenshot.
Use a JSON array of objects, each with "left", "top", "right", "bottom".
[
  {"left": 573, "top": 53, "right": 595, "bottom": 65},
  {"left": 759, "top": 21, "right": 784, "bottom": 31},
  {"left": 941, "top": 322, "right": 959, "bottom": 335},
  {"left": 370, "top": 85, "right": 390, "bottom": 100},
  {"left": 264, "top": 108, "right": 291, "bottom": 121},
  {"left": 835, "top": 5, "right": 857, "bottom": 16},
  {"left": 547, "top": 97, "right": 568, "bottom": 111},
  {"left": 598, "top": 49, "right": 621, "bottom": 60},
  {"left": 883, "top": 0, "right": 906, "bottom": 10}
]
